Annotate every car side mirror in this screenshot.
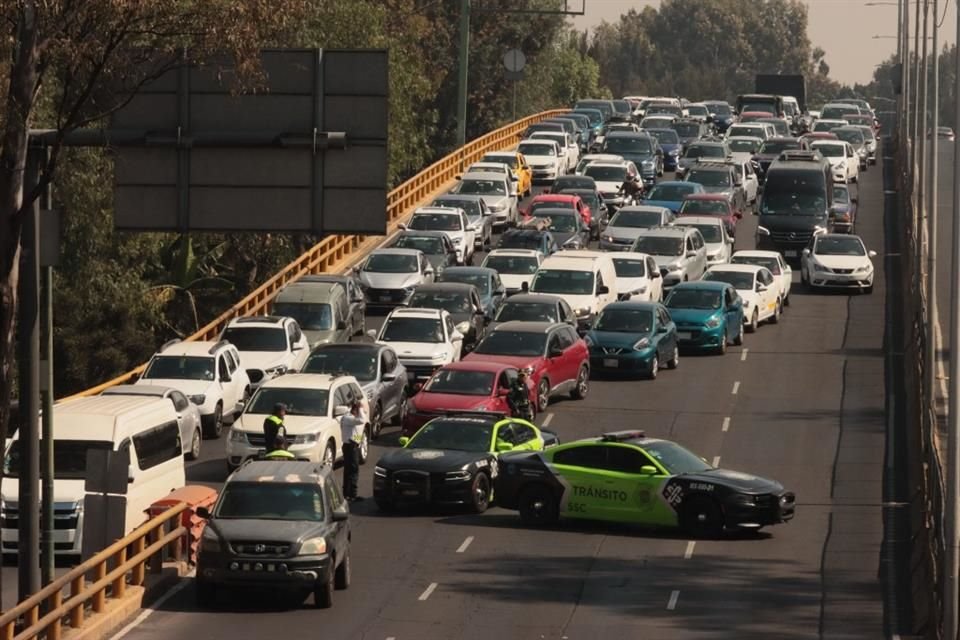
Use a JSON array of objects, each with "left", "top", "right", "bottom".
[
  {"left": 398, "top": 436, "right": 410, "bottom": 447},
  {"left": 757, "top": 284, "right": 768, "bottom": 292},
  {"left": 726, "top": 237, "right": 734, "bottom": 244},
  {"left": 424, "top": 267, "right": 435, "bottom": 276},
  {"left": 128, "top": 465, "right": 135, "bottom": 484},
  {"left": 337, "top": 320, "right": 347, "bottom": 331},
  {"left": 548, "top": 346, "right": 564, "bottom": 358},
  {"left": 735, "top": 211, "right": 743, "bottom": 219},
  {"left": 657, "top": 325, "right": 668, "bottom": 334},
  {"left": 332, "top": 508, "right": 349, "bottom": 522},
  {"left": 497, "top": 387, "right": 511, "bottom": 397},
  {"left": 367, "top": 329, "right": 378, "bottom": 340},
  {"left": 852, "top": 197, "right": 859, "bottom": 204},
  {"left": 382, "top": 372, "right": 397, "bottom": 382},
  {"left": 496, "top": 441, "right": 515, "bottom": 453},
  {"left": 398, "top": 223, "right": 408, "bottom": 230},
  {"left": 651, "top": 271, "right": 661, "bottom": 278},
  {"left": 596, "top": 285, "right": 610, "bottom": 295},
  {"left": 451, "top": 331, "right": 464, "bottom": 342},
  {"left": 640, "top": 465, "right": 658, "bottom": 476},
  {"left": 686, "top": 251, "right": 696, "bottom": 258},
  {"left": 221, "top": 372, "right": 231, "bottom": 383},
  {"left": 334, "top": 405, "right": 350, "bottom": 417},
  {"left": 455, "top": 175, "right": 462, "bottom": 180},
  {"left": 510, "top": 174, "right": 518, "bottom": 181},
  {"left": 196, "top": 506, "right": 211, "bottom": 519},
  {"left": 868, "top": 250, "right": 877, "bottom": 258}
]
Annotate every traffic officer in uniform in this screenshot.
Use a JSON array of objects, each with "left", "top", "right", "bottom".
[
  {"left": 264, "top": 435, "right": 295, "bottom": 460},
  {"left": 263, "top": 403, "right": 286, "bottom": 452},
  {"left": 339, "top": 400, "right": 367, "bottom": 502}
]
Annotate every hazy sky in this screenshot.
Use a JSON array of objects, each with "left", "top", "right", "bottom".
[{"left": 569, "top": 0, "right": 955, "bottom": 86}]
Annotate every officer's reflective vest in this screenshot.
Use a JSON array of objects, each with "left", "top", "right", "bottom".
[{"left": 264, "top": 449, "right": 295, "bottom": 459}]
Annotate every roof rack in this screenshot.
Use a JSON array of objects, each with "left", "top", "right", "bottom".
[
  {"left": 440, "top": 410, "right": 510, "bottom": 420},
  {"left": 777, "top": 150, "right": 824, "bottom": 162},
  {"left": 600, "top": 430, "right": 646, "bottom": 442}
]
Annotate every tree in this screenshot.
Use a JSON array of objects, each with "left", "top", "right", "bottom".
[{"left": 0, "top": 0, "right": 306, "bottom": 547}]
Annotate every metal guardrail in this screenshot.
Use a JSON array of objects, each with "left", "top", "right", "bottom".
[
  {"left": 0, "top": 502, "right": 189, "bottom": 640},
  {"left": 60, "top": 108, "right": 567, "bottom": 401}
]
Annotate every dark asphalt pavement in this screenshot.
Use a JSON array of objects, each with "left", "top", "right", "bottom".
[{"left": 91, "top": 165, "right": 888, "bottom": 639}]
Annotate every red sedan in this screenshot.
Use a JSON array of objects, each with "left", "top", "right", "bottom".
[
  {"left": 677, "top": 194, "right": 742, "bottom": 237},
  {"left": 402, "top": 361, "right": 536, "bottom": 436},
  {"left": 524, "top": 194, "right": 593, "bottom": 230},
  {"left": 465, "top": 321, "right": 590, "bottom": 412}
]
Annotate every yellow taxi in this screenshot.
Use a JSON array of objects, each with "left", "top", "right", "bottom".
[{"left": 481, "top": 150, "right": 532, "bottom": 198}]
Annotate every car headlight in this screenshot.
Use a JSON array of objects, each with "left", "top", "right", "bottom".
[
  {"left": 855, "top": 264, "right": 871, "bottom": 274},
  {"left": 374, "top": 465, "right": 388, "bottom": 478},
  {"left": 756, "top": 226, "right": 770, "bottom": 237},
  {"left": 642, "top": 160, "right": 655, "bottom": 169},
  {"left": 669, "top": 149, "right": 680, "bottom": 156},
  {"left": 264, "top": 365, "right": 287, "bottom": 377},
  {"left": 229, "top": 429, "right": 247, "bottom": 443},
  {"left": 292, "top": 433, "right": 318, "bottom": 445},
  {"left": 189, "top": 394, "right": 206, "bottom": 406},
  {"left": 705, "top": 316, "right": 722, "bottom": 328},
  {"left": 456, "top": 321, "right": 471, "bottom": 334},
  {"left": 603, "top": 235, "right": 615, "bottom": 243},
  {"left": 584, "top": 334, "right": 594, "bottom": 346},
  {"left": 488, "top": 204, "right": 505, "bottom": 212},
  {"left": 431, "top": 351, "right": 450, "bottom": 364},
  {"left": 468, "top": 222, "right": 480, "bottom": 231},
  {"left": 403, "top": 285, "right": 417, "bottom": 295},
  {"left": 667, "top": 263, "right": 683, "bottom": 273},
  {"left": 445, "top": 470, "right": 472, "bottom": 482},
  {"left": 300, "top": 537, "right": 328, "bottom": 555},
  {"left": 200, "top": 527, "right": 220, "bottom": 553},
  {"left": 814, "top": 263, "right": 829, "bottom": 273},
  {"left": 813, "top": 226, "right": 828, "bottom": 235},
  {"left": 633, "top": 337, "right": 650, "bottom": 350},
  {"left": 575, "top": 307, "right": 592, "bottom": 318}
]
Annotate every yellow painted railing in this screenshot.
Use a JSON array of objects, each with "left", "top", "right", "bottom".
[
  {"left": 61, "top": 108, "right": 567, "bottom": 401},
  {"left": 0, "top": 503, "right": 189, "bottom": 640}
]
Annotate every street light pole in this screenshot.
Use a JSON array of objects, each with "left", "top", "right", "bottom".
[
  {"left": 924, "top": 0, "right": 939, "bottom": 414},
  {"left": 455, "top": 0, "right": 470, "bottom": 152}
]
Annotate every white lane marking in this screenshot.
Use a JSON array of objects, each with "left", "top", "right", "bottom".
[
  {"left": 109, "top": 569, "right": 196, "bottom": 639},
  {"left": 712, "top": 455, "right": 721, "bottom": 467},
  {"left": 418, "top": 582, "right": 438, "bottom": 601},
  {"left": 456, "top": 536, "right": 474, "bottom": 553},
  {"left": 722, "top": 416, "right": 731, "bottom": 432},
  {"left": 542, "top": 412, "right": 554, "bottom": 427},
  {"left": 683, "top": 541, "right": 696, "bottom": 559},
  {"left": 731, "top": 381, "right": 740, "bottom": 395},
  {"left": 741, "top": 348, "right": 749, "bottom": 362},
  {"left": 667, "top": 589, "right": 680, "bottom": 610}
]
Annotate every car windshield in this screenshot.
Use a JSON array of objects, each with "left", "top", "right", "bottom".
[
  {"left": 649, "top": 129, "right": 679, "bottom": 144},
  {"left": 408, "top": 291, "right": 473, "bottom": 314},
  {"left": 604, "top": 137, "right": 652, "bottom": 154},
  {"left": 815, "top": 236, "right": 866, "bottom": 256},
  {"left": 143, "top": 355, "right": 215, "bottom": 381},
  {"left": 468, "top": 165, "right": 506, "bottom": 176},
  {"left": 534, "top": 213, "right": 579, "bottom": 233},
  {"left": 642, "top": 118, "right": 673, "bottom": 129},
  {"left": 530, "top": 201, "right": 574, "bottom": 215},
  {"left": 363, "top": 253, "right": 418, "bottom": 273},
  {"left": 761, "top": 174, "right": 827, "bottom": 214},
  {"left": 435, "top": 199, "right": 481, "bottom": 218},
  {"left": 498, "top": 232, "right": 544, "bottom": 251},
  {"left": 672, "top": 123, "right": 700, "bottom": 137},
  {"left": 634, "top": 236, "right": 683, "bottom": 256},
  {"left": 813, "top": 144, "right": 845, "bottom": 158},
  {"left": 248, "top": 388, "right": 329, "bottom": 416},
  {"left": 703, "top": 270, "right": 754, "bottom": 290},
  {"left": 410, "top": 214, "right": 461, "bottom": 231},
  {"left": 741, "top": 103, "right": 776, "bottom": 115},
  {"left": 494, "top": 302, "right": 558, "bottom": 323},
  {"left": 474, "top": 330, "right": 547, "bottom": 357},
  {"left": 380, "top": 317, "right": 444, "bottom": 343},
  {"left": 272, "top": 302, "right": 333, "bottom": 332},
  {"left": 302, "top": 349, "right": 377, "bottom": 381},
  {"left": 611, "top": 210, "right": 663, "bottom": 228},
  {"left": 554, "top": 177, "right": 595, "bottom": 191},
  {"left": 215, "top": 483, "right": 325, "bottom": 521},
  {"left": 708, "top": 104, "right": 732, "bottom": 116},
  {"left": 423, "top": 369, "right": 495, "bottom": 396},
  {"left": 665, "top": 288, "right": 723, "bottom": 310},
  {"left": 571, "top": 191, "right": 601, "bottom": 209},
  {"left": 585, "top": 165, "right": 627, "bottom": 182},
  {"left": 690, "top": 224, "right": 723, "bottom": 242},
  {"left": 612, "top": 258, "right": 646, "bottom": 277},
  {"left": 482, "top": 154, "right": 517, "bottom": 169},
  {"left": 647, "top": 184, "right": 694, "bottom": 201},
  {"left": 833, "top": 186, "right": 850, "bottom": 204},
  {"left": 392, "top": 235, "right": 446, "bottom": 255},
  {"left": 686, "top": 170, "right": 730, "bottom": 188},
  {"left": 484, "top": 255, "right": 539, "bottom": 275},
  {"left": 814, "top": 121, "right": 841, "bottom": 132},
  {"left": 456, "top": 179, "right": 506, "bottom": 196},
  {"left": 731, "top": 255, "right": 781, "bottom": 275},
  {"left": 573, "top": 110, "right": 602, "bottom": 125},
  {"left": 760, "top": 140, "right": 797, "bottom": 155},
  {"left": 519, "top": 143, "right": 556, "bottom": 156},
  {"left": 407, "top": 419, "right": 493, "bottom": 453},
  {"left": 680, "top": 200, "right": 728, "bottom": 215},
  {"left": 834, "top": 130, "right": 864, "bottom": 145},
  {"left": 643, "top": 441, "right": 712, "bottom": 474},
  {"left": 439, "top": 272, "right": 490, "bottom": 295},
  {"left": 5, "top": 440, "right": 111, "bottom": 479},
  {"left": 221, "top": 327, "right": 287, "bottom": 352},
  {"left": 531, "top": 269, "right": 595, "bottom": 295},
  {"left": 729, "top": 126, "right": 763, "bottom": 138},
  {"left": 684, "top": 146, "right": 724, "bottom": 159},
  {"left": 594, "top": 308, "right": 653, "bottom": 333},
  {"left": 728, "top": 139, "right": 759, "bottom": 153},
  {"left": 761, "top": 120, "right": 789, "bottom": 134}
]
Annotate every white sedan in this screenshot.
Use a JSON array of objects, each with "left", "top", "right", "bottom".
[
  {"left": 611, "top": 253, "right": 663, "bottom": 302},
  {"left": 730, "top": 250, "right": 793, "bottom": 307},
  {"left": 703, "top": 264, "right": 781, "bottom": 332},
  {"left": 801, "top": 234, "right": 876, "bottom": 294},
  {"left": 811, "top": 141, "right": 859, "bottom": 184}
]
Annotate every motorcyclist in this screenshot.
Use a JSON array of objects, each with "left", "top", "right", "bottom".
[
  {"left": 618, "top": 174, "right": 644, "bottom": 205},
  {"left": 507, "top": 369, "right": 534, "bottom": 421}
]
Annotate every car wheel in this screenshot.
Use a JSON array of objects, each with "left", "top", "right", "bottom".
[
  {"left": 323, "top": 440, "right": 337, "bottom": 467},
  {"left": 315, "top": 566, "right": 334, "bottom": 609},
  {"left": 571, "top": 366, "right": 589, "bottom": 399},
  {"left": 667, "top": 344, "right": 679, "bottom": 369},
  {"left": 470, "top": 473, "right": 491, "bottom": 514},
  {"left": 647, "top": 355, "right": 659, "bottom": 380},
  {"left": 680, "top": 496, "right": 725, "bottom": 538},
  {"left": 204, "top": 403, "right": 223, "bottom": 439},
  {"left": 187, "top": 428, "right": 202, "bottom": 461},
  {"left": 371, "top": 402, "right": 383, "bottom": 438},
  {"left": 771, "top": 299, "right": 781, "bottom": 324},
  {"left": 537, "top": 378, "right": 550, "bottom": 412},
  {"left": 784, "top": 291, "right": 791, "bottom": 307},
  {"left": 390, "top": 391, "right": 408, "bottom": 427},
  {"left": 334, "top": 550, "right": 351, "bottom": 590},
  {"left": 195, "top": 579, "right": 216, "bottom": 607},
  {"left": 733, "top": 321, "right": 744, "bottom": 346},
  {"left": 358, "top": 427, "right": 370, "bottom": 465},
  {"left": 746, "top": 310, "right": 758, "bottom": 334},
  {"left": 518, "top": 484, "right": 559, "bottom": 526}
]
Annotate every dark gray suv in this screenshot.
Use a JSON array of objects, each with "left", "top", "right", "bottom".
[{"left": 195, "top": 460, "right": 351, "bottom": 609}]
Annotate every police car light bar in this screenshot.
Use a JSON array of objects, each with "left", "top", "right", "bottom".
[{"left": 600, "top": 430, "right": 646, "bottom": 442}]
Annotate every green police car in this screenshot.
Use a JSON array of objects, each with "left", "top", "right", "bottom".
[{"left": 495, "top": 430, "right": 795, "bottom": 537}]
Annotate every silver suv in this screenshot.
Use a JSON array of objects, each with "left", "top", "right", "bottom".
[{"left": 630, "top": 225, "right": 708, "bottom": 289}]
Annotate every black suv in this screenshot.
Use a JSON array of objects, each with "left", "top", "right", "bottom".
[{"left": 196, "top": 460, "right": 351, "bottom": 608}]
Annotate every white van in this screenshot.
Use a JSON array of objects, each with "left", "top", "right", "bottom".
[
  {"left": 528, "top": 250, "right": 619, "bottom": 330},
  {"left": 2, "top": 395, "right": 187, "bottom": 555}
]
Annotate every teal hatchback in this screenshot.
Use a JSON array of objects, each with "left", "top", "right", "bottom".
[
  {"left": 585, "top": 301, "right": 679, "bottom": 379},
  {"left": 664, "top": 281, "right": 744, "bottom": 355}
]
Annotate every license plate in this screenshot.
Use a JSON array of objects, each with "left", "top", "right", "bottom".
[
  {"left": 677, "top": 332, "right": 692, "bottom": 340},
  {"left": 603, "top": 358, "right": 619, "bottom": 368},
  {"left": 784, "top": 250, "right": 798, "bottom": 257},
  {"left": 380, "top": 295, "right": 392, "bottom": 302},
  {"left": 401, "top": 489, "right": 421, "bottom": 497}
]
